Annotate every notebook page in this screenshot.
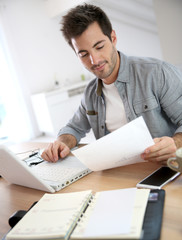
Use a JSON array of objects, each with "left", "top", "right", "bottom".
[
  {"left": 75, "top": 188, "right": 136, "bottom": 238},
  {"left": 71, "top": 188, "right": 150, "bottom": 239},
  {"left": 122, "top": 188, "right": 150, "bottom": 239},
  {"left": 6, "top": 190, "right": 92, "bottom": 240}
]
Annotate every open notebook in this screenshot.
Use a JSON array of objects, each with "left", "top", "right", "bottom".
[
  {"left": 6, "top": 188, "right": 150, "bottom": 240},
  {"left": 0, "top": 145, "right": 91, "bottom": 193}
]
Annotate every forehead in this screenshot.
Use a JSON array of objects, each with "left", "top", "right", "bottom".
[{"left": 71, "top": 22, "right": 108, "bottom": 52}]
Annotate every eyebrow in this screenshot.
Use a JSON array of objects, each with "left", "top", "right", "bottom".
[
  {"left": 78, "top": 40, "right": 106, "bottom": 54},
  {"left": 93, "top": 40, "right": 106, "bottom": 48}
]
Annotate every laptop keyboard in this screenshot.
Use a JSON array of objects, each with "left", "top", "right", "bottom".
[{"left": 31, "top": 156, "right": 90, "bottom": 182}]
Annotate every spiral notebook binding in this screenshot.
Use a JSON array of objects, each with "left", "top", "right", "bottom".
[
  {"left": 71, "top": 193, "right": 98, "bottom": 236},
  {"left": 65, "top": 191, "right": 94, "bottom": 239},
  {"left": 73, "top": 193, "right": 94, "bottom": 225}
]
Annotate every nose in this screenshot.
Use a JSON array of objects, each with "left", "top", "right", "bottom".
[{"left": 89, "top": 53, "right": 100, "bottom": 65}]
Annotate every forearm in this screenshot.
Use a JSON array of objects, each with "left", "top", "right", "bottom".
[
  {"left": 173, "top": 132, "right": 182, "bottom": 149},
  {"left": 57, "top": 134, "right": 77, "bottom": 149}
]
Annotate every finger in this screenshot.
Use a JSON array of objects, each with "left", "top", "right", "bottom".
[
  {"left": 41, "top": 151, "right": 48, "bottom": 161},
  {"left": 144, "top": 138, "right": 160, "bottom": 154},
  {"left": 144, "top": 137, "right": 176, "bottom": 159},
  {"left": 41, "top": 151, "right": 53, "bottom": 162},
  {"left": 59, "top": 143, "right": 70, "bottom": 158},
  {"left": 41, "top": 143, "right": 55, "bottom": 162},
  {"left": 146, "top": 154, "right": 174, "bottom": 162},
  {"left": 51, "top": 141, "right": 62, "bottom": 161},
  {"left": 144, "top": 138, "right": 165, "bottom": 154},
  {"left": 145, "top": 151, "right": 176, "bottom": 163},
  {"left": 144, "top": 146, "right": 176, "bottom": 160}
]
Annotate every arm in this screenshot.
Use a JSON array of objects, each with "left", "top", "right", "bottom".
[
  {"left": 41, "top": 84, "right": 95, "bottom": 162},
  {"left": 141, "top": 63, "right": 182, "bottom": 164},
  {"left": 41, "top": 134, "right": 77, "bottom": 162}
]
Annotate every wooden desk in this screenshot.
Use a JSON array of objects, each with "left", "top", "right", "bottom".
[{"left": 0, "top": 142, "right": 182, "bottom": 240}]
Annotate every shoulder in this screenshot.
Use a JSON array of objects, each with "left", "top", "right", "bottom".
[
  {"left": 127, "top": 55, "right": 182, "bottom": 83},
  {"left": 128, "top": 55, "right": 163, "bottom": 70},
  {"left": 127, "top": 54, "right": 181, "bottom": 77},
  {"left": 119, "top": 52, "right": 164, "bottom": 82}
]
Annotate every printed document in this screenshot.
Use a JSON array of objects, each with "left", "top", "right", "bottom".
[{"left": 72, "top": 117, "right": 154, "bottom": 171}]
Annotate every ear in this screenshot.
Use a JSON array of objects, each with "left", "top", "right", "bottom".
[{"left": 111, "top": 30, "right": 117, "bottom": 46}]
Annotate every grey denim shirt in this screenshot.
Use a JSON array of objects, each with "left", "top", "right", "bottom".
[{"left": 58, "top": 52, "right": 182, "bottom": 144}]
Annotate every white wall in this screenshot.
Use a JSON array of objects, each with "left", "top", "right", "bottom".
[
  {"left": 153, "top": 0, "right": 182, "bottom": 68},
  {"left": 0, "top": 0, "right": 163, "bottom": 139},
  {"left": 0, "top": 0, "right": 86, "bottom": 94},
  {"left": 0, "top": 0, "right": 88, "bottom": 138},
  {"left": 93, "top": 0, "right": 162, "bottom": 59}
]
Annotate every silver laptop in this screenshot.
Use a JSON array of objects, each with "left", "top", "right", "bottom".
[{"left": 0, "top": 145, "right": 91, "bottom": 193}]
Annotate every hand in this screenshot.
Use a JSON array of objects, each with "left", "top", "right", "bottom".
[
  {"left": 41, "top": 140, "right": 70, "bottom": 162},
  {"left": 141, "top": 136, "right": 177, "bottom": 164}
]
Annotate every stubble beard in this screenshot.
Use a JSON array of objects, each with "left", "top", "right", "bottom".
[{"left": 87, "top": 46, "right": 118, "bottom": 80}]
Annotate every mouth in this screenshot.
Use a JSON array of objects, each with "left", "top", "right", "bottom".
[{"left": 92, "top": 61, "right": 107, "bottom": 72}]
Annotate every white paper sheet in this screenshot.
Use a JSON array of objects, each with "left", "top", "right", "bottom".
[
  {"left": 72, "top": 117, "right": 154, "bottom": 171},
  {"left": 83, "top": 188, "right": 137, "bottom": 237}
]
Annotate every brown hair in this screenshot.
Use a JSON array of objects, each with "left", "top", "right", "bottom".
[{"left": 61, "top": 3, "right": 112, "bottom": 48}]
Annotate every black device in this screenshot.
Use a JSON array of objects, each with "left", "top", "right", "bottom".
[
  {"left": 141, "top": 189, "right": 165, "bottom": 240},
  {"left": 136, "top": 166, "right": 180, "bottom": 189},
  {"left": 8, "top": 201, "right": 38, "bottom": 228}
]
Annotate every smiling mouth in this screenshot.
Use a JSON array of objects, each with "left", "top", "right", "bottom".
[
  {"left": 95, "top": 64, "right": 105, "bottom": 71},
  {"left": 92, "top": 61, "right": 107, "bottom": 71}
]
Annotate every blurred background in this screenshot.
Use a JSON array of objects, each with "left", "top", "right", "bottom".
[{"left": 0, "top": 0, "right": 181, "bottom": 144}]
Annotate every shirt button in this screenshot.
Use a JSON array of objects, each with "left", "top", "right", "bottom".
[
  {"left": 144, "top": 105, "right": 148, "bottom": 110},
  {"left": 101, "top": 125, "right": 104, "bottom": 129}
]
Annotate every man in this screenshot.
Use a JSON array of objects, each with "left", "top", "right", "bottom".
[{"left": 41, "top": 3, "right": 182, "bottom": 165}]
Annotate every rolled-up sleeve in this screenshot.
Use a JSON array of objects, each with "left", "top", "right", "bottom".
[{"left": 57, "top": 97, "right": 91, "bottom": 144}]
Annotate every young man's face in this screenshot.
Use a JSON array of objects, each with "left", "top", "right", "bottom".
[{"left": 71, "top": 22, "right": 119, "bottom": 84}]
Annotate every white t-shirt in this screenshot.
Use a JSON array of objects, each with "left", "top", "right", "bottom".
[{"left": 102, "top": 82, "right": 127, "bottom": 132}]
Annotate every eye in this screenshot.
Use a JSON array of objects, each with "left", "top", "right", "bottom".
[
  {"left": 79, "top": 52, "right": 88, "bottom": 58},
  {"left": 96, "top": 45, "right": 104, "bottom": 50}
]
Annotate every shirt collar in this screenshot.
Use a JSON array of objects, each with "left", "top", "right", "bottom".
[{"left": 117, "top": 51, "right": 130, "bottom": 83}]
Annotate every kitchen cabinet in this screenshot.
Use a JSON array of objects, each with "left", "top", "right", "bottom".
[{"left": 31, "top": 81, "right": 88, "bottom": 136}]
